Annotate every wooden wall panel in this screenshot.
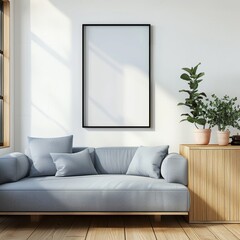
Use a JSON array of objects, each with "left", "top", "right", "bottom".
[{"left": 3, "top": 1, "right": 10, "bottom": 147}]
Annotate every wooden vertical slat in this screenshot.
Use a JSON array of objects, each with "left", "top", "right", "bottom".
[
  {"left": 229, "top": 150, "right": 238, "bottom": 221},
  {"left": 193, "top": 150, "right": 207, "bottom": 221},
  {"left": 224, "top": 150, "right": 231, "bottom": 221},
  {"left": 2, "top": 1, "right": 10, "bottom": 147},
  {"left": 237, "top": 150, "right": 240, "bottom": 221},
  {"left": 210, "top": 150, "right": 217, "bottom": 221},
  {"left": 201, "top": 150, "right": 207, "bottom": 221},
  {"left": 189, "top": 150, "right": 194, "bottom": 222},
  {"left": 192, "top": 150, "right": 198, "bottom": 221},
  {"left": 217, "top": 150, "right": 225, "bottom": 221},
  {"left": 206, "top": 150, "right": 214, "bottom": 221}
]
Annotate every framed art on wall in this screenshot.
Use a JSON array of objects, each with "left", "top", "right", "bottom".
[{"left": 82, "top": 24, "right": 151, "bottom": 128}]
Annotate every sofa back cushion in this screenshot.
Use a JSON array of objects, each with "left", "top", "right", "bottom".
[
  {"left": 94, "top": 147, "right": 138, "bottom": 174},
  {"left": 27, "top": 135, "right": 73, "bottom": 177}
]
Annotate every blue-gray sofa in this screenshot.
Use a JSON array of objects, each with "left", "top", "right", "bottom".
[{"left": 0, "top": 146, "right": 190, "bottom": 214}]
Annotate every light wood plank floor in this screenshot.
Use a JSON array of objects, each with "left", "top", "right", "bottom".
[{"left": 0, "top": 215, "right": 239, "bottom": 240}]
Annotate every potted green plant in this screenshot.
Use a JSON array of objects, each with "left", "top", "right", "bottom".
[
  {"left": 206, "top": 94, "right": 240, "bottom": 145},
  {"left": 178, "top": 63, "right": 211, "bottom": 144}
]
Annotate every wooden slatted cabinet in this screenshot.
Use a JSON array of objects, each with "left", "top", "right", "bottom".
[{"left": 180, "top": 144, "right": 240, "bottom": 223}]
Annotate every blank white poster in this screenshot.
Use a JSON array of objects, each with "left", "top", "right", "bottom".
[{"left": 83, "top": 25, "right": 150, "bottom": 127}]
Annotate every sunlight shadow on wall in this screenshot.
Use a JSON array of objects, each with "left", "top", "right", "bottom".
[
  {"left": 31, "top": 32, "right": 69, "bottom": 67},
  {"left": 30, "top": 39, "right": 71, "bottom": 136},
  {"left": 31, "top": 103, "right": 69, "bottom": 134},
  {"left": 30, "top": 0, "right": 72, "bottom": 137}
]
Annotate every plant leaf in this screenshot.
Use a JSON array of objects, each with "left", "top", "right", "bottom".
[
  {"left": 182, "top": 68, "right": 192, "bottom": 74},
  {"left": 196, "top": 118, "right": 206, "bottom": 126},
  {"left": 199, "top": 92, "right": 207, "bottom": 97},
  {"left": 197, "top": 72, "right": 205, "bottom": 78},
  {"left": 192, "top": 63, "right": 201, "bottom": 75},
  {"left": 179, "top": 89, "right": 191, "bottom": 94},
  {"left": 180, "top": 119, "right": 187, "bottom": 122},
  {"left": 180, "top": 73, "right": 191, "bottom": 81},
  {"left": 187, "top": 116, "right": 195, "bottom": 123},
  {"left": 191, "top": 75, "right": 198, "bottom": 79}
]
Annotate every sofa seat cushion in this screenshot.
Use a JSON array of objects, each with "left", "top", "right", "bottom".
[{"left": 0, "top": 175, "right": 190, "bottom": 212}]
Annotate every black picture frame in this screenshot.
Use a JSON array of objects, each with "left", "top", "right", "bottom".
[{"left": 82, "top": 24, "right": 151, "bottom": 128}]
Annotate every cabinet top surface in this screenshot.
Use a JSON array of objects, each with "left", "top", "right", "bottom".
[{"left": 180, "top": 144, "right": 240, "bottom": 150}]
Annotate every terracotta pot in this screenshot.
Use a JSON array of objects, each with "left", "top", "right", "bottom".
[
  {"left": 217, "top": 130, "right": 230, "bottom": 146},
  {"left": 193, "top": 129, "right": 211, "bottom": 145}
]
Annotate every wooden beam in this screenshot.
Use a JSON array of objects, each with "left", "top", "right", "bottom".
[{"left": 3, "top": 0, "right": 10, "bottom": 147}]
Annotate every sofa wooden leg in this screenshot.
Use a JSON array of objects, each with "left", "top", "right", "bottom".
[
  {"left": 154, "top": 215, "right": 161, "bottom": 222},
  {"left": 30, "top": 215, "right": 41, "bottom": 222}
]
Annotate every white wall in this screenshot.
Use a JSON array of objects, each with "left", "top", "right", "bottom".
[{"left": 13, "top": 0, "right": 240, "bottom": 153}]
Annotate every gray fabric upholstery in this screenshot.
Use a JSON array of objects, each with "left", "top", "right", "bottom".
[
  {"left": 72, "top": 147, "right": 95, "bottom": 164},
  {"left": 72, "top": 147, "right": 87, "bottom": 153},
  {"left": 0, "top": 147, "right": 189, "bottom": 213},
  {"left": 51, "top": 150, "right": 98, "bottom": 177},
  {"left": 126, "top": 146, "right": 169, "bottom": 178},
  {"left": 161, "top": 153, "right": 188, "bottom": 185},
  {"left": 0, "top": 175, "right": 190, "bottom": 212},
  {"left": 0, "top": 153, "right": 29, "bottom": 184},
  {"left": 94, "top": 147, "right": 138, "bottom": 174},
  {"left": 27, "top": 135, "right": 73, "bottom": 177}
]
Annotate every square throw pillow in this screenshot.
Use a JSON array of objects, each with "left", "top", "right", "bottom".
[
  {"left": 27, "top": 135, "right": 73, "bottom": 177},
  {"left": 126, "top": 146, "right": 169, "bottom": 178},
  {"left": 50, "top": 149, "right": 98, "bottom": 177}
]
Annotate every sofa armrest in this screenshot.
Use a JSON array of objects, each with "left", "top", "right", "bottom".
[
  {"left": 0, "top": 152, "right": 30, "bottom": 184},
  {"left": 161, "top": 153, "right": 188, "bottom": 185}
]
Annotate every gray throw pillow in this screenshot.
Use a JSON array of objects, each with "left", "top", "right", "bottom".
[
  {"left": 27, "top": 135, "right": 73, "bottom": 177},
  {"left": 126, "top": 146, "right": 169, "bottom": 178},
  {"left": 50, "top": 149, "right": 98, "bottom": 177}
]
